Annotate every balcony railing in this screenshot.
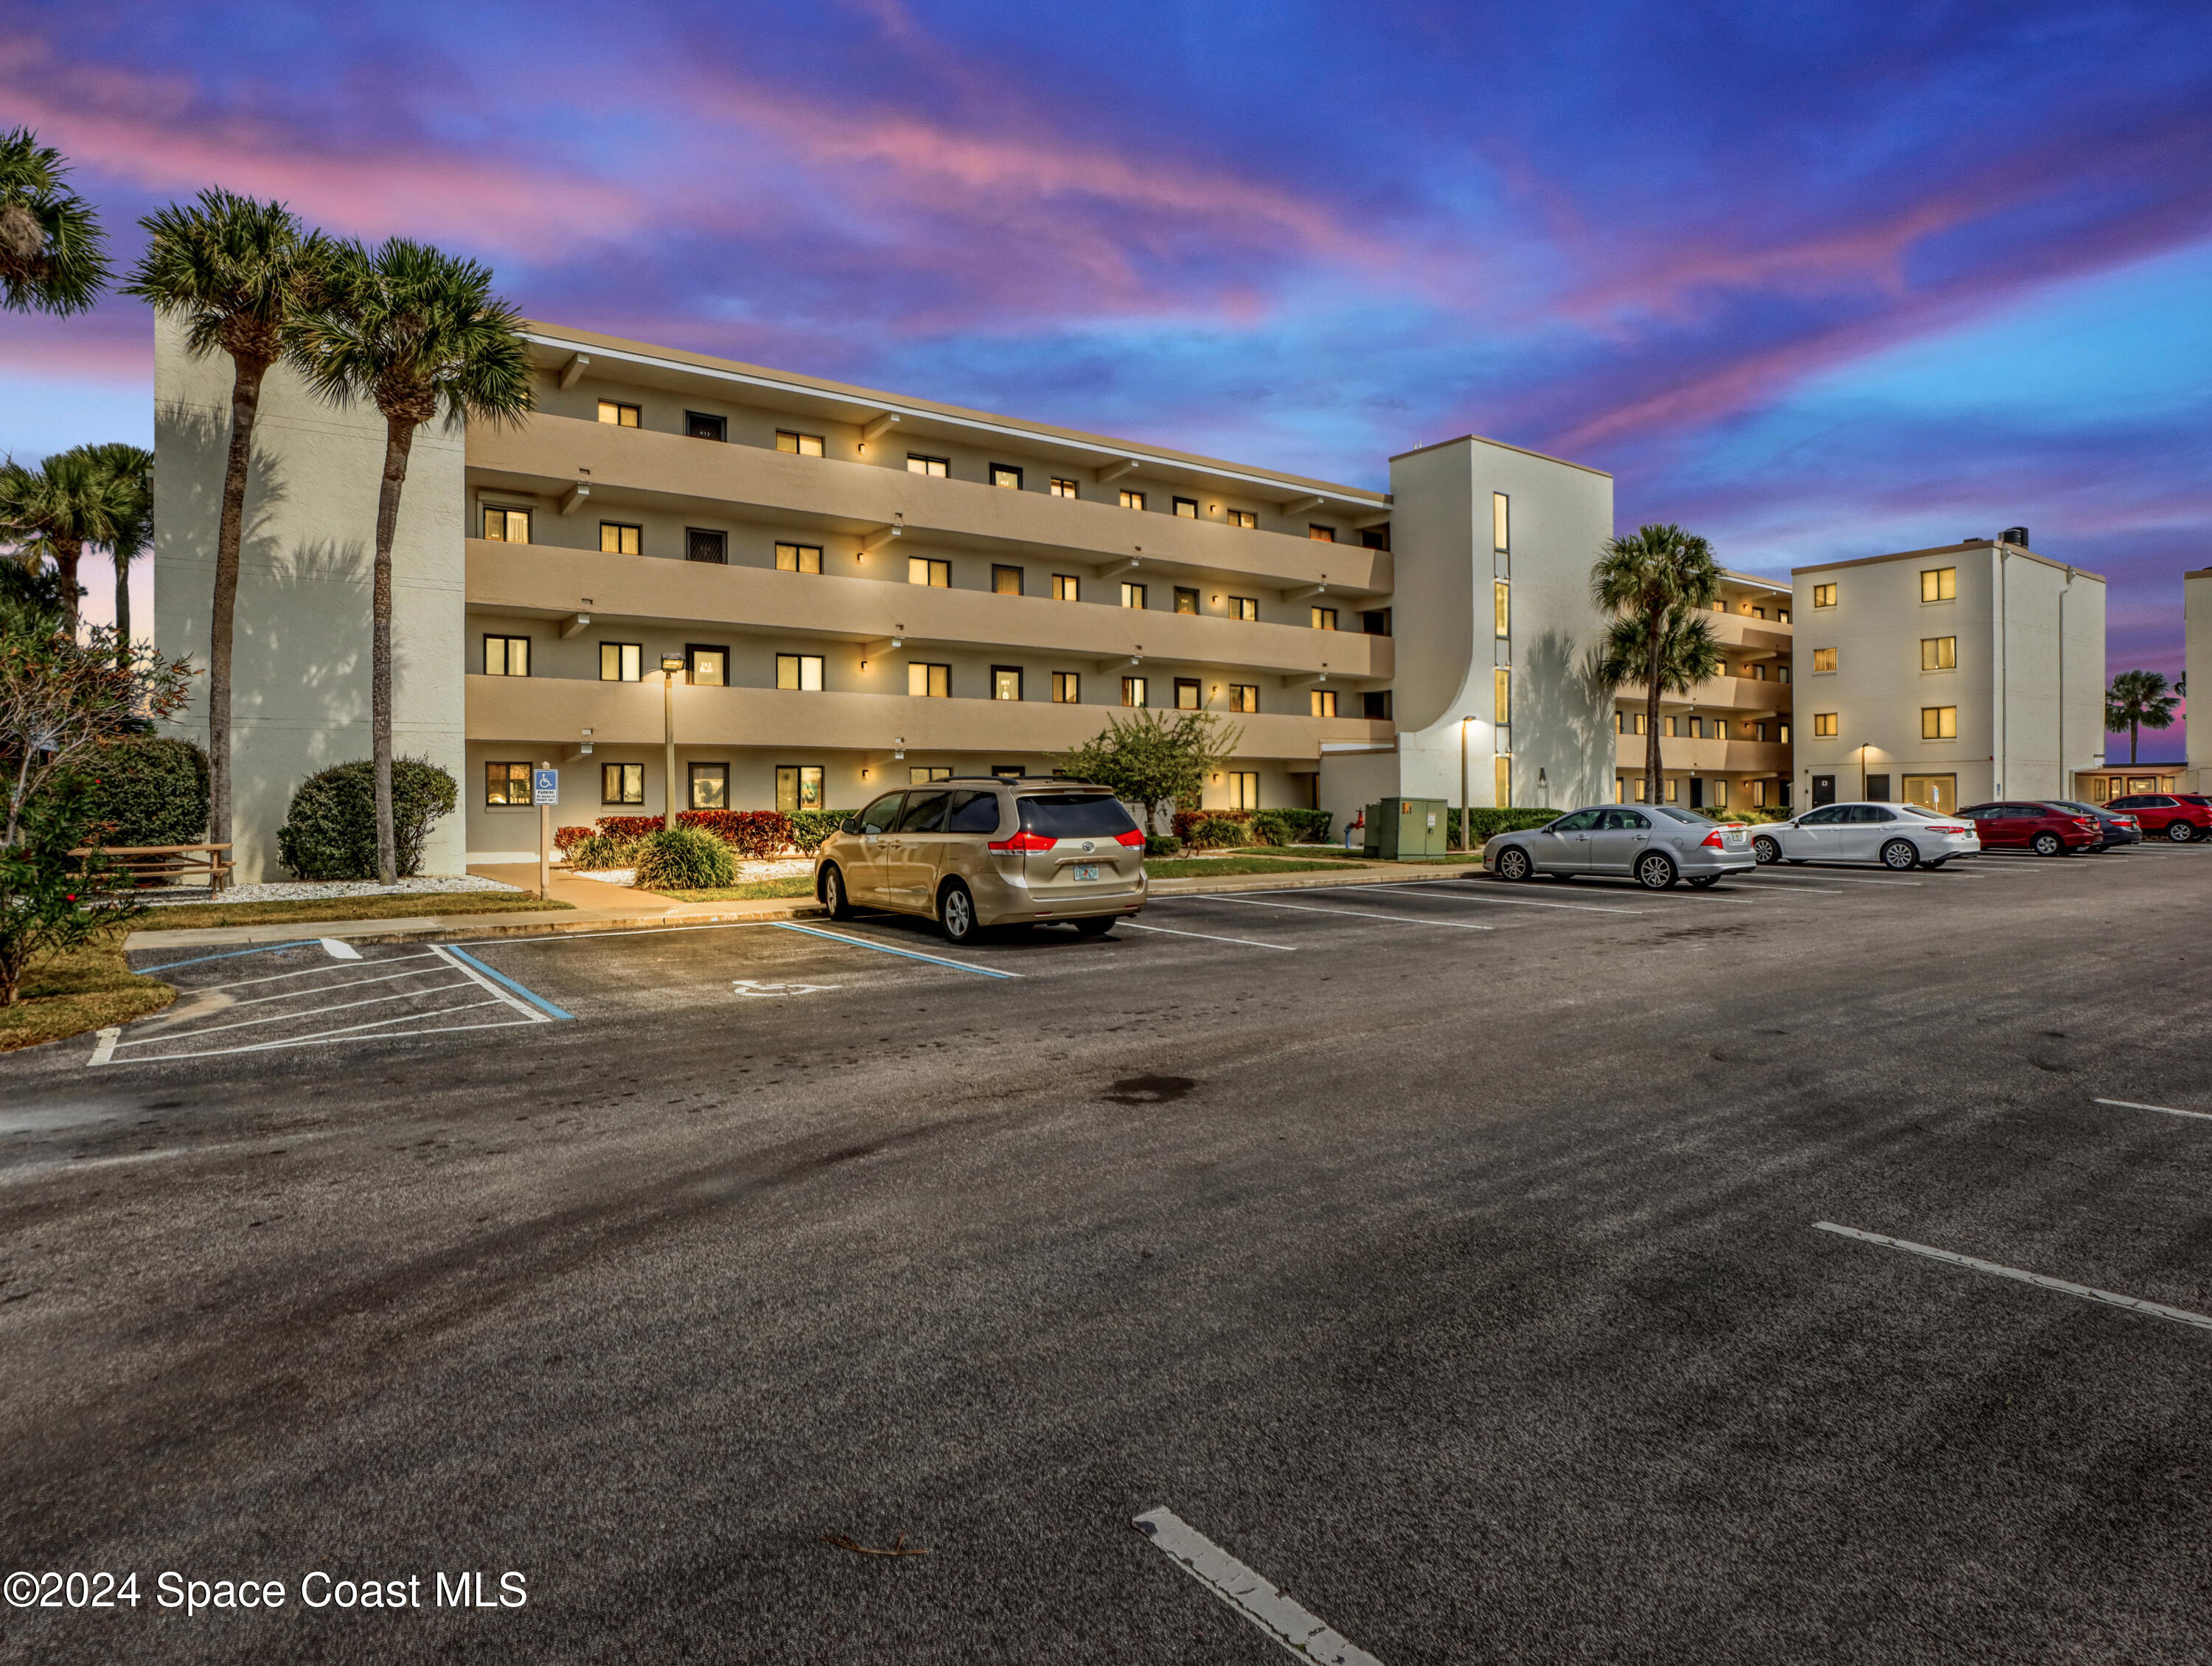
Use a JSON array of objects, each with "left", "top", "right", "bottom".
[{"left": 1613, "top": 734, "right": 1790, "bottom": 773}]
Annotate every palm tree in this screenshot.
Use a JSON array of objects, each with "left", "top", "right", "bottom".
[
  {"left": 0, "top": 127, "right": 108, "bottom": 315},
  {"left": 69, "top": 442, "right": 152, "bottom": 663},
  {"left": 298, "top": 238, "right": 532, "bottom": 883},
  {"left": 2104, "top": 668, "right": 2179, "bottom": 766},
  {"left": 1592, "top": 524, "right": 1725, "bottom": 808},
  {"left": 0, "top": 451, "right": 128, "bottom": 622},
  {"left": 123, "top": 192, "right": 331, "bottom": 865}
]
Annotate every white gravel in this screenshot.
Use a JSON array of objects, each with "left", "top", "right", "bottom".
[
  {"left": 142, "top": 875, "right": 526, "bottom": 906},
  {"left": 572, "top": 858, "right": 815, "bottom": 886}
]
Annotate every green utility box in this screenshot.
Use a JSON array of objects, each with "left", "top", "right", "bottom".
[{"left": 1363, "top": 796, "right": 1449, "bottom": 860}]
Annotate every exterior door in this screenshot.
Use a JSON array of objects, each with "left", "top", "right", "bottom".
[
  {"left": 1811, "top": 774, "right": 1837, "bottom": 807},
  {"left": 885, "top": 789, "right": 950, "bottom": 906},
  {"left": 1585, "top": 807, "right": 1653, "bottom": 873},
  {"left": 846, "top": 792, "right": 906, "bottom": 900}
]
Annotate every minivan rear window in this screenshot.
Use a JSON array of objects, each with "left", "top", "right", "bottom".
[{"left": 1018, "top": 794, "right": 1138, "bottom": 839}]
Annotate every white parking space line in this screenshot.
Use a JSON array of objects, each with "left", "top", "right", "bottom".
[
  {"left": 109, "top": 976, "right": 478, "bottom": 1049},
  {"left": 319, "top": 937, "right": 364, "bottom": 959},
  {"left": 775, "top": 922, "right": 1022, "bottom": 978},
  {"left": 191, "top": 950, "right": 445, "bottom": 993},
  {"left": 1133, "top": 1507, "right": 1383, "bottom": 1666},
  {"left": 1731, "top": 880, "right": 1840, "bottom": 893},
  {"left": 108, "top": 1002, "right": 530, "bottom": 1063},
  {"left": 1366, "top": 883, "right": 1644, "bottom": 915},
  {"left": 1750, "top": 870, "right": 1920, "bottom": 886},
  {"left": 1119, "top": 920, "right": 1297, "bottom": 951},
  {"left": 2093, "top": 1097, "right": 2212, "bottom": 1124},
  {"left": 434, "top": 944, "right": 571, "bottom": 1019},
  {"left": 1192, "top": 894, "right": 1495, "bottom": 930},
  {"left": 1813, "top": 1221, "right": 2212, "bottom": 1335},
  {"left": 204, "top": 962, "right": 465, "bottom": 1012}
]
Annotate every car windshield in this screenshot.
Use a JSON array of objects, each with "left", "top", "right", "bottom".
[{"left": 1017, "top": 794, "right": 1139, "bottom": 839}]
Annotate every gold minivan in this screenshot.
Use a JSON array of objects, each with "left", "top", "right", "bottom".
[{"left": 813, "top": 777, "right": 1147, "bottom": 943}]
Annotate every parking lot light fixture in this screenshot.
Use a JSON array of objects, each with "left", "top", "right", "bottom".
[{"left": 661, "top": 656, "right": 685, "bottom": 829}]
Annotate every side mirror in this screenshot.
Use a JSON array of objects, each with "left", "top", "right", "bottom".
[{"left": 841, "top": 817, "right": 860, "bottom": 835}]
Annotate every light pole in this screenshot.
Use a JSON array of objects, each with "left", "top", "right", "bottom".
[
  {"left": 1459, "top": 715, "right": 1472, "bottom": 850},
  {"left": 661, "top": 655, "right": 685, "bottom": 829}
]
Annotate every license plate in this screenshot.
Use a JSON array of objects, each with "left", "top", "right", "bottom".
[
  {"left": 1073, "top": 864, "right": 1099, "bottom": 881},
  {"left": 1725, "top": 830, "right": 1746, "bottom": 844}
]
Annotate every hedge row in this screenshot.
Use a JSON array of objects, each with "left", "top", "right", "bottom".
[
  {"left": 1447, "top": 808, "right": 1562, "bottom": 844},
  {"left": 558, "top": 808, "right": 858, "bottom": 864},
  {"left": 77, "top": 736, "right": 210, "bottom": 849},
  {"left": 1169, "top": 807, "right": 1336, "bottom": 845}
]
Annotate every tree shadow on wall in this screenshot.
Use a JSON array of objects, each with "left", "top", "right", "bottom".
[{"left": 1516, "top": 629, "right": 1612, "bottom": 808}]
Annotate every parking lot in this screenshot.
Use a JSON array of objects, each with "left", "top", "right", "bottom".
[{"left": 3, "top": 844, "right": 2209, "bottom": 1662}]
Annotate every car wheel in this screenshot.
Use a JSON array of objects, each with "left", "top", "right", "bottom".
[
  {"left": 1687, "top": 874, "right": 1719, "bottom": 889},
  {"left": 1753, "top": 835, "right": 1781, "bottom": 865},
  {"left": 2168, "top": 822, "right": 2196, "bottom": 843},
  {"left": 1072, "top": 915, "right": 1116, "bottom": 938},
  {"left": 2031, "top": 831, "right": 2063, "bottom": 856},
  {"left": 939, "top": 879, "right": 978, "bottom": 943},
  {"left": 1881, "top": 838, "right": 1919, "bottom": 870},
  {"left": 1635, "top": 851, "right": 1678, "bottom": 889},
  {"left": 821, "top": 864, "right": 852, "bottom": 920},
  {"left": 1495, "top": 846, "right": 1532, "bottom": 881}
]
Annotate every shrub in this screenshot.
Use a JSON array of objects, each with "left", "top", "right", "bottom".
[
  {"left": 677, "top": 808, "right": 791, "bottom": 858},
  {"left": 276, "top": 757, "right": 458, "bottom": 881},
  {"left": 1186, "top": 815, "right": 1247, "bottom": 849},
  {"left": 1145, "top": 835, "right": 1183, "bottom": 857},
  {"left": 1173, "top": 808, "right": 1248, "bottom": 843},
  {"left": 77, "top": 736, "right": 209, "bottom": 849},
  {"left": 1251, "top": 808, "right": 1333, "bottom": 845},
  {"left": 563, "top": 832, "right": 639, "bottom": 871},
  {"left": 632, "top": 825, "right": 737, "bottom": 891},
  {"left": 597, "top": 815, "right": 665, "bottom": 843},
  {"left": 786, "top": 810, "right": 855, "bottom": 854},
  {"left": 0, "top": 777, "right": 146, "bottom": 1007},
  {"left": 554, "top": 823, "right": 594, "bottom": 858},
  {"left": 1447, "top": 807, "right": 1562, "bottom": 847}
]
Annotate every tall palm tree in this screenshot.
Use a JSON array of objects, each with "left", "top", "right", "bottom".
[
  {"left": 0, "top": 450, "right": 128, "bottom": 622},
  {"left": 0, "top": 127, "right": 108, "bottom": 315},
  {"left": 123, "top": 192, "right": 330, "bottom": 864},
  {"left": 2104, "top": 668, "right": 2179, "bottom": 766},
  {"left": 1592, "top": 524, "right": 1725, "bottom": 808},
  {"left": 69, "top": 442, "right": 152, "bottom": 663},
  {"left": 298, "top": 238, "right": 532, "bottom": 884}
]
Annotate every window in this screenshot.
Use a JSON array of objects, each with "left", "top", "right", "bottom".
[
  {"left": 776, "top": 653, "right": 824, "bottom": 691},
  {"left": 1750, "top": 663, "right": 1767, "bottom": 681},
  {"left": 1664, "top": 716, "right": 1679, "bottom": 737},
  {"left": 775, "top": 429, "right": 824, "bottom": 456},
  {"left": 1754, "top": 721, "right": 1768, "bottom": 742},
  {"left": 1051, "top": 671, "right": 1080, "bottom": 704},
  {"left": 1362, "top": 609, "right": 1393, "bottom": 636},
  {"left": 1363, "top": 690, "right": 1392, "bottom": 719},
  {"left": 1310, "top": 688, "right": 1338, "bottom": 718},
  {"left": 1052, "top": 574, "right": 1079, "bottom": 601},
  {"left": 992, "top": 666, "right": 1023, "bottom": 701},
  {"left": 1492, "top": 493, "right": 1509, "bottom": 553},
  {"left": 1495, "top": 755, "right": 1512, "bottom": 806},
  {"left": 1664, "top": 777, "right": 1678, "bottom": 802},
  {"left": 1175, "top": 587, "right": 1199, "bottom": 615},
  {"left": 1903, "top": 774, "right": 1958, "bottom": 814},
  {"left": 1921, "top": 566, "right": 1956, "bottom": 603},
  {"left": 1812, "top": 647, "right": 1837, "bottom": 673},
  {"left": 1231, "top": 596, "right": 1258, "bottom": 621},
  {"left": 601, "top": 763, "right": 644, "bottom": 805},
  {"left": 1777, "top": 664, "right": 1791, "bottom": 684},
  {"left": 1713, "top": 781, "right": 1729, "bottom": 809},
  {"left": 689, "top": 763, "right": 728, "bottom": 811},
  {"left": 776, "top": 542, "right": 823, "bottom": 574},
  {"left": 481, "top": 506, "right": 531, "bottom": 543},
  {"left": 1308, "top": 525, "right": 1335, "bottom": 543},
  {"left": 484, "top": 762, "right": 532, "bottom": 806},
  {"left": 1777, "top": 608, "right": 1791, "bottom": 623},
  {"left": 599, "top": 521, "right": 641, "bottom": 555},
  {"left": 686, "top": 527, "right": 726, "bottom": 564},
  {"left": 1173, "top": 496, "right": 1198, "bottom": 518},
  {"left": 1119, "top": 488, "right": 1146, "bottom": 510},
  {"left": 1228, "top": 509, "right": 1257, "bottom": 530},
  {"left": 908, "top": 556, "right": 951, "bottom": 587},
  {"left": 1049, "top": 477, "right": 1079, "bottom": 499},
  {"left": 908, "top": 662, "right": 950, "bottom": 698},
  {"left": 1712, "top": 600, "right": 1728, "bottom": 613},
  {"left": 482, "top": 634, "right": 529, "bottom": 676},
  {"left": 1121, "top": 676, "right": 1147, "bottom": 707},
  {"left": 948, "top": 789, "right": 1000, "bottom": 833},
  {"left": 1494, "top": 580, "right": 1510, "bottom": 638},
  {"left": 1921, "top": 705, "right": 1958, "bottom": 740},
  {"left": 990, "top": 463, "right": 1023, "bottom": 490},
  {"left": 1750, "top": 780, "right": 1767, "bottom": 807},
  {"left": 1812, "top": 712, "right": 1837, "bottom": 737},
  {"left": 597, "top": 400, "right": 639, "bottom": 427},
  {"left": 1812, "top": 583, "right": 1837, "bottom": 608},
  {"left": 1311, "top": 606, "right": 1338, "bottom": 631},
  {"left": 909, "top": 766, "right": 951, "bottom": 785},
  {"left": 686, "top": 411, "right": 727, "bottom": 442},
  {"left": 599, "top": 642, "right": 641, "bottom": 681},
  {"left": 1227, "top": 771, "right": 1259, "bottom": 810},
  {"left": 1172, "top": 677, "right": 1201, "bottom": 710},
  {"left": 686, "top": 645, "right": 727, "bottom": 686},
  {"left": 992, "top": 564, "right": 1024, "bottom": 596},
  {"left": 1121, "top": 582, "right": 1147, "bottom": 609},
  {"left": 1228, "top": 684, "right": 1258, "bottom": 712},
  {"left": 776, "top": 764, "right": 824, "bottom": 812},
  {"left": 1921, "top": 636, "right": 1957, "bottom": 670},
  {"left": 1778, "top": 721, "right": 1791, "bottom": 744},
  {"left": 907, "top": 454, "right": 949, "bottom": 476},
  {"left": 1495, "top": 666, "right": 1511, "bottom": 726},
  {"left": 1632, "top": 712, "right": 1647, "bottom": 735},
  {"left": 1753, "top": 606, "right": 1767, "bottom": 619}
]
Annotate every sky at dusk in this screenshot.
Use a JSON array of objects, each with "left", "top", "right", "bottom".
[{"left": 6, "top": 1, "right": 2207, "bottom": 758}]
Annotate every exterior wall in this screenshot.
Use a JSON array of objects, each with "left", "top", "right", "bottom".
[
  {"left": 2187, "top": 567, "right": 2211, "bottom": 791},
  {"left": 1611, "top": 571, "right": 1793, "bottom": 812},
  {"left": 153, "top": 313, "right": 467, "bottom": 882}
]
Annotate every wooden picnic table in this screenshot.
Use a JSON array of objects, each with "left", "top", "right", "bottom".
[{"left": 68, "top": 842, "right": 235, "bottom": 892}]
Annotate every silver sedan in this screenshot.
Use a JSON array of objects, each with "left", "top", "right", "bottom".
[
  {"left": 1484, "top": 805, "right": 1757, "bottom": 889},
  {"left": 1752, "top": 802, "right": 1982, "bottom": 870}
]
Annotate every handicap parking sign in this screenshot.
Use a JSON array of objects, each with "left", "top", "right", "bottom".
[{"left": 532, "top": 768, "right": 559, "bottom": 806}]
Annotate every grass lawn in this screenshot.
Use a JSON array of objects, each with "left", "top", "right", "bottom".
[
  {"left": 1145, "top": 856, "right": 1363, "bottom": 878},
  {"left": 1224, "top": 845, "right": 1365, "bottom": 860},
  {"left": 656, "top": 876, "right": 818, "bottom": 903},
  {"left": 0, "top": 934, "right": 176, "bottom": 1053},
  {"left": 128, "top": 892, "right": 571, "bottom": 932}
]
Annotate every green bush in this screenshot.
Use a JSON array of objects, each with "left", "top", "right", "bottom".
[
  {"left": 785, "top": 809, "right": 856, "bottom": 853},
  {"left": 276, "top": 757, "right": 458, "bottom": 880},
  {"left": 1447, "top": 807, "right": 1562, "bottom": 847},
  {"left": 1250, "top": 808, "right": 1334, "bottom": 845},
  {"left": 564, "top": 831, "right": 640, "bottom": 870},
  {"left": 632, "top": 825, "right": 736, "bottom": 891},
  {"left": 1186, "top": 815, "right": 1246, "bottom": 848},
  {"left": 1145, "top": 835, "right": 1183, "bottom": 857},
  {"left": 77, "top": 736, "right": 209, "bottom": 849}
]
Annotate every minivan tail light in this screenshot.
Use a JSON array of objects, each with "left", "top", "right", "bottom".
[
  {"left": 989, "top": 831, "right": 1056, "bottom": 852},
  {"left": 1112, "top": 828, "right": 1146, "bottom": 847}
]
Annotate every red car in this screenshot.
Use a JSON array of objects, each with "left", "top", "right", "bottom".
[
  {"left": 2104, "top": 792, "right": 2212, "bottom": 843},
  {"left": 1958, "top": 801, "right": 2102, "bottom": 855}
]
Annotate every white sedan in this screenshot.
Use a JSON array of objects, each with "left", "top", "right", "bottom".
[{"left": 1752, "top": 802, "right": 1981, "bottom": 870}]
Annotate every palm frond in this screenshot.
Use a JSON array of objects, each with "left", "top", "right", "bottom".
[
  {"left": 122, "top": 190, "right": 330, "bottom": 366},
  {"left": 0, "top": 126, "right": 111, "bottom": 315}
]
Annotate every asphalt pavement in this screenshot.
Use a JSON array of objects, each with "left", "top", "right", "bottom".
[{"left": 2, "top": 846, "right": 2209, "bottom": 1662}]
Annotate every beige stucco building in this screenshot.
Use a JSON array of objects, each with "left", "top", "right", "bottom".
[{"left": 1609, "top": 569, "right": 1794, "bottom": 813}]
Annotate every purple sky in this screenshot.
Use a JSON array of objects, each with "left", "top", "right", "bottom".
[{"left": 7, "top": 1, "right": 2205, "bottom": 759}]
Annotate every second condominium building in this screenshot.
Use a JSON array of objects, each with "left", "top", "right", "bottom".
[{"left": 1610, "top": 570, "right": 1794, "bottom": 813}]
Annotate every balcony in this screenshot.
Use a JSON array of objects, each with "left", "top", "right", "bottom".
[
  {"left": 467, "top": 675, "right": 1393, "bottom": 761},
  {"left": 1613, "top": 735, "right": 1790, "bottom": 774},
  {"left": 467, "top": 412, "right": 1391, "bottom": 597},
  {"left": 1708, "top": 611, "right": 1792, "bottom": 655},
  {"left": 467, "top": 540, "right": 1392, "bottom": 683}
]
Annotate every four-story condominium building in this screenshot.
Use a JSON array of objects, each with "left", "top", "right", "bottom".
[
  {"left": 153, "top": 319, "right": 1615, "bottom": 880},
  {"left": 1610, "top": 570, "right": 1794, "bottom": 813}
]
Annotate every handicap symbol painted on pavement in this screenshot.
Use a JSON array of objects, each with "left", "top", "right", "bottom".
[{"left": 731, "top": 979, "right": 843, "bottom": 998}]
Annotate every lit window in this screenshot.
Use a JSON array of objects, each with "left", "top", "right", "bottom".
[
  {"left": 601, "top": 763, "right": 644, "bottom": 805},
  {"left": 1921, "top": 705, "right": 1958, "bottom": 740},
  {"left": 911, "top": 766, "right": 951, "bottom": 785},
  {"left": 776, "top": 765, "right": 825, "bottom": 812},
  {"left": 776, "top": 653, "right": 824, "bottom": 691},
  {"left": 1175, "top": 678, "right": 1200, "bottom": 710},
  {"left": 689, "top": 763, "right": 727, "bottom": 811},
  {"left": 1713, "top": 600, "right": 1728, "bottom": 613},
  {"left": 1812, "top": 583, "right": 1837, "bottom": 608},
  {"left": 993, "top": 666, "right": 1023, "bottom": 701},
  {"left": 481, "top": 507, "right": 531, "bottom": 543},
  {"left": 1494, "top": 667, "right": 1510, "bottom": 726},
  {"left": 484, "top": 762, "right": 532, "bottom": 806},
  {"left": 597, "top": 401, "right": 639, "bottom": 427},
  {"left": 1664, "top": 778, "right": 1678, "bottom": 802},
  {"left": 776, "top": 542, "right": 823, "bottom": 574},
  {"left": 1778, "top": 722, "right": 1791, "bottom": 744},
  {"left": 1492, "top": 493, "right": 1509, "bottom": 553},
  {"left": 1228, "top": 509, "right": 1257, "bottom": 530},
  {"left": 1175, "top": 587, "right": 1199, "bottom": 614},
  {"left": 1714, "top": 781, "right": 1729, "bottom": 808},
  {"left": 599, "top": 642, "right": 641, "bottom": 681},
  {"left": 1121, "top": 676, "right": 1147, "bottom": 708},
  {"left": 1311, "top": 606, "right": 1338, "bottom": 631},
  {"left": 906, "top": 454, "right": 949, "bottom": 476},
  {"left": 599, "top": 521, "right": 641, "bottom": 555},
  {"left": 1173, "top": 496, "right": 1198, "bottom": 518},
  {"left": 992, "top": 564, "right": 1024, "bottom": 596},
  {"left": 1231, "top": 596, "right": 1258, "bottom": 621},
  {"left": 1121, "top": 582, "right": 1147, "bottom": 609},
  {"left": 482, "top": 634, "right": 529, "bottom": 676},
  {"left": 1227, "top": 771, "right": 1259, "bottom": 810},
  {"left": 1228, "top": 684, "right": 1258, "bottom": 712},
  {"left": 686, "top": 412, "right": 727, "bottom": 442},
  {"left": 1119, "top": 488, "right": 1146, "bottom": 510},
  {"left": 1310, "top": 689, "right": 1337, "bottom": 717},
  {"left": 1921, "top": 567, "right": 1956, "bottom": 602},
  {"left": 1777, "top": 608, "right": 1791, "bottom": 622},
  {"left": 990, "top": 463, "right": 1023, "bottom": 490},
  {"left": 1495, "top": 755, "right": 1512, "bottom": 807},
  {"left": 1049, "top": 477, "right": 1079, "bottom": 498},
  {"left": 908, "top": 662, "right": 950, "bottom": 697},
  {"left": 908, "top": 557, "right": 951, "bottom": 587},
  {"left": 1750, "top": 779, "right": 1766, "bottom": 807},
  {"left": 1051, "top": 672, "right": 1080, "bottom": 704},
  {"left": 1665, "top": 717, "right": 1678, "bottom": 737},
  {"left": 1812, "top": 712, "right": 1837, "bottom": 737},
  {"left": 1921, "top": 636, "right": 1957, "bottom": 670},
  {"left": 1494, "top": 580, "right": 1509, "bottom": 639},
  {"left": 1812, "top": 647, "right": 1837, "bottom": 673},
  {"left": 1052, "top": 574, "right": 1080, "bottom": 601},
  {"left": 776, "top": 430, "right": 824, "bottom": 456},
  {"left": 1308, "top": 525, "right": 1335, "bottom": 542}
]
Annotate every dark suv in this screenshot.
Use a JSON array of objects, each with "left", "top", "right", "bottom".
[
  {"left": 1958, "top": 802, "right": 2101, "bottom": 856},
  {"left": 2104, "top": 793, "right": 2212, "bottom": 843}
]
